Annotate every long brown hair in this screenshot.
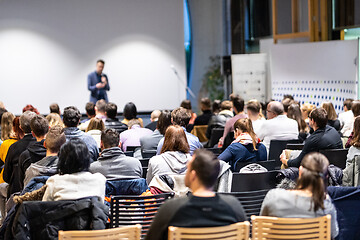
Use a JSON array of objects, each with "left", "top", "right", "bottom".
[
  {"left": 351, "top": 116, "right": 360, "bottom": 147},
  {"left": 296, "top": 152, "right": 329, "bottom": 212},
  {"left": 86, "top": 118, "right": 105, "bottom": 132},
  {"left": 287, "top": 104, "right": 308, "bottom": 133},
  {"left": 233, "top": 118, "right": 258, "bottom": 150},
  {"left": 161, "top": 125, "right": 189, "bottom": 154},
  {"left": 321, "top": 102, "right": 337, "bottom": 121},
  {"left": 13, "top": 117, "right": 24, "bottom": 140}
]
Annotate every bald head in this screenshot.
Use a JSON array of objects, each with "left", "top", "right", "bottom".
[{"left": 267, "top": 101, "right": 284, "bottom": 119}]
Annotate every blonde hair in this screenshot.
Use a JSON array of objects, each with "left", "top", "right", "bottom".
[
  {"left": 86, "top": 117, "right": 105, "bottom": 132},
  {"left": 234, "top": 118, "right": 258, "bottom": 150},
  {"left": 46, "top": 113, "right": 64, "bottom": 128},
  {"left": 1, "top": 112, "right": 15, "bottom": 141}
]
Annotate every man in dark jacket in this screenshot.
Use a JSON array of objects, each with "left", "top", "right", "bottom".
[
  {"left": 104, "top": 102, "right": 128, "bottom": 134},
  {"left": 282, "top": 108, "right": 343, "bottom": 168},
  {"left": 3, "top": 111, "right": 37, "bottom": 197},
  {"left": 194, "top": 98, "right": 213, "bottom": 126},
  {"left": 18, "top": 115, "right": 49, "bottom": 190}
]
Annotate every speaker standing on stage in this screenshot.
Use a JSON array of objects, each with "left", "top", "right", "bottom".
[{"left": 88, "top": 59, "right": 110, "bottom": 104}]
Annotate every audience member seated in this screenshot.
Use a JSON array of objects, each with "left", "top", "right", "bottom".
[
  {"left": 140, "top": 110, "right": 171, "bottom": 153},
  {"left": 345, "top": 116, "right": 360, "bottom": 168},
  {"left": 4, "top": 111, "right": 37, "bottom": 197},
  {"left": 321, "top": 101, "right": 341, "bottom": 132},
  {"left": 80, "top": 102, "right": 95, "bottom": 124},
  {"left": 281, "top": 97, "right": 294, "bottom": 114},
  {"left": 261, "top": 152, "right": 339, "bottom": 238},
  {"left": 22, "top": 104, "right": 40, "bottom": 114},
  {"left": 0, "top": 107, "right": 7, "bottom": 140},
  {"left": 194, "top": 97, "right": 213, "bottom": 126},
  {"left": 246, "top": 99, "right": 265, "bottom": 135},
  {"left": 18, "top": 115, "right": 49, "bottom": 190},
  {"left": 122, "top": 102, "right": 143, "bottom": 127},
  {"left": 220, "top": 95, "right": 247, "bottom": 146},
  {"left": 145, "top": 149, "right": 246, "bottom": 240},
  {"left": 339, "top": 98, "right": 354, "bottom": 137},
  {"left": 287, "top": 103, "right": 309, "bottom": 141},
  {"left": 345, "top": 100, "right": 360, "bottom": 148},
  {"left": 24, "top": 125, "right": 66, "bottom": 187},
  {"left": 62, "top": 106, "right": 99, "bottom": 162},
  {"left": 49, "top": 103, "right": 61, "bottom": 115},
  {"left": 147, "top": 125, "right": 191, "bottom": 184},
  {"left": 46, "top": 113, "right": 64, "bottom": 128},
  {"left": 206, "top": 100, "right": 233, "bottom": 140},
  {"left": 282, "top": 108, "right": 343, "bottom": 168},
  {"left": 120, "top": 119, "right": 152, "bottom": 152},
  {"left": 181, "top": 100, "right": 197, "bottom": 132},
  {"left": 79, "top": 100, "right": 107, "bottom": 131},
  {"left": 218, "top": 118, "right": 267, "bottom": 172},
  {"left": 145, "top": 110, "right": 161, "bottom": 131},
  {"left": 90, "top": 128, "right": 142, "bottom": 180},
  {"left": 257, "top": 101, "right": 299, "bottom": 150},
  {"left": 104, "top": 102, "right": 128, "bottom": 134},
  {"left": 157, "top": 107, "right": 202, "bottom": 156},
  {"left": 212, "top": 99, "right": 221, "bottom": 115},
  {"left": 86, "top": 117, "right": 105, "bottom": 148},
  {"left": 42, "top": 139, "right": 106, "bottom": 201},
  {"left": 301, "top": 102, "right": 316, "bottom": 124}
]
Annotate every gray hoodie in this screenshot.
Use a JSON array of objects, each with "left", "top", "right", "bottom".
[{"left": 146, "top": 151, "right": 190, "bottom": 184}]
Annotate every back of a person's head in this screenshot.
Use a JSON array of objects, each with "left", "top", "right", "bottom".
[
  {"left": 344, "top": 98, "right": 354, "bottom": 111},
  {"left": 1, "top": 112, "right": 15, "bottom": 141},
  {"left": 123, "top": 102, "right": 137, "bottom": 120},
  {"left": 85, "top": 102, "right": 96, "bottom": 117},
  {"left": 351, "top": 100, "right": 360, "bottom": 117},
  {"left": 63, "top": 106, "right": 81, "bottom": 127},
  {"left": 0, "top": 108, "right": 8, "bottom": 125},
  {"left": 171, "top": 107, "right": 191, "bottom": 127},
  {"left": 150, "top": 110, "right": 161, "bottom": 121},
  {"left": 101, "top": 128, "right": 120, "bottom": 149},
  {"left": 287, "top": 103, "right": 307, "bottom": 132},
  {"left": 351, "top": 116, "right": 360, "bottom": 147},
  {"left": 246, "top": 100, "right": 261, "bottom": 115},
  {"left": 86, "top": 117, "right": 105, "bottom": 132},
  {"left": 297, "top": 152, "right": 329, "bottom": 211},
  {"left": 301, "top": 103, "right": 316, "bottom": 116},
  {"left": 157, "top": 110, "right": 172, "bottom": 135},
  {"left": 49, "top": 103, "right": 60, "bottom": 114},
  {"left": 220, "top": 100, "right": 232, "bottom": 111},
  {"left": 30, "top": 115, "right": 49, "bottom": 137},
  {"left": 191, "top": 149, "right": 220, "bottom": 189},
  {"left": 309, "top": 108, "right": 327, "bottom": 128},
  {"left": 200, "top": 98, "right": 211, "bottom": 111},
  {"left": 45, "top": 125, "right": 66, "bottom": 154},
  {"left": 180, "top": 100, "right": 192, "bottom": 110},
  {"left": 46, "top": 113, "right": 64, "bottom": 128},
  {"left": 283, "top": 94, "right": 294, "bottom": 100},
  {"left": 269, "top": 101, "right": 284, "bottom": 116},
  {"left": 282, "top": 98, "right": 294, "bottom": 112},
  {"left": 232, "top": 95, "right": 245, "bottom": 113},
  {"left": 128, "top": 119, "right": 141, "bottom": 129},
  {"left": 161, "top": 125, "right": 190, "bottom": 154},
  {"left": 58, "top": 139, "right": 90, "bottom": 175},
  {"left": 22, "top": 104, "right": 40, "bottom": 115},
  {"left": 212, "top": 100, "right": 221, "bottom": 114},
  {"left": 105, "top": 102, "right": 117, "bottom": 119},
  {"left": 321, "top": 102, "right": 337, "bottom": 121},
  {"left": 95, "top": 99, "right": 107, "bottom": 113},
  {"left": 0, "top": 101, "right": 5, "bottom": 109},
  {"left": 20, "top": 111, "right": 37, "bottom": 134},
  {"left": 13, "top": 117, "right": 24, "bottom": 140}
]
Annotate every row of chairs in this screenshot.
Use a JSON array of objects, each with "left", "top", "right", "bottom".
[{"left": 59, "top": 214, "right": 331, "bottom": 239}]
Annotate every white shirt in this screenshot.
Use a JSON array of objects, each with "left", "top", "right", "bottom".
[
  {"left": 252, "top": 118, "right": 265, "bottom": 136},
  {"left": 339, "top": 110, "right": 354, "bottom": 137},
  {"left": 257, "top": 115, "right": 299, "bottom": 150}
]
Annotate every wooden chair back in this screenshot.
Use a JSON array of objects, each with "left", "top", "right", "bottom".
[
  {"left": 58, "top": 225, "right": 142, "bottom": 240},
  {"left": 191, "top": 125, "right": 208, "bottom": 142},
  {"left": 168, "top": 221, "right": 250, "bottom": 240},
  {"left": 251, "top": 215, "right": 331, "bottom": 239}
]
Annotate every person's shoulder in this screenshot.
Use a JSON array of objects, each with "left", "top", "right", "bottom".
[{"left": 218, "top": 194, "right": 240, "bottom": 205}]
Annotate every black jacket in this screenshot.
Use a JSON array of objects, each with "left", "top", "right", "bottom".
[
  {"left": 287, "top": 125, "right": 343, "bottom": 168},
  {"left": 18, "top": 139, "right": 47, "bottom": 190},
  {"left": 12, "top": 197, "right": 108, "bottom": 240},
  {"left": 3, "top": 134, "right": 36, "bottom": 197},
  {"left": 105, "top": 118, "right": 128, "bottom": 134},
  {"left": 194, "top": 110, "right": 213, "bottom": 126},
  {"left": 206, "top": 113, "right": 232, "bottom": 139}
]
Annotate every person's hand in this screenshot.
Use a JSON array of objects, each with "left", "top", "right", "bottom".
[
  {"left": 101, "top": 76, "right": 107, "bottom": 85},
  {"left": 96, "top": 82, "right": 105, "bottom": 89},
  {"left": 280, "top": 150, "right": 288, "bottom": 166}
]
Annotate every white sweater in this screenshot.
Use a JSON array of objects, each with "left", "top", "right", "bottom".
[{"left": 42, "top": 171, "right": 106, "bottom": 201}]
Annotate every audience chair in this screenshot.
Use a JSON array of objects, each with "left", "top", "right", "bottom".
[
  {"left": 191, "top": 125, "right": 208, "bottom": 142},
  {"left": 168, "top": 221, "right": 250, "bottom": 240},
  {"left": 140, "top": 158, "right": 150, "bottom": 167},
  {"left": 142, "top": 167, "right": 148, "bottom": 179},
  {"left": 125, "top": 151, "right": 134, "bottom": 157},
  {"left": 141, "top": 150, "right": 157, "bottom": 159},
  {"left": 231, "top": 171, "right": 279, "bottom": 192},
  {"left": 222, "top": 131, "right": 235, "bottom": 151},
  {"left": 235, "top": 160, "right": 277, "bottom": 172},
  {"left": 58, "top": 225, "right": 142, "bottom": 240},
  {"left": 206, "top": 147, "right": 222, "bottom": 156},
  {"left": 110, "top": 193, "right": 174, "bottom": 239},
  {"left": 319, "top": 148, "right": 348, "bottom": 169},
  {"left": 220, "top": 189, "right": 270, "bottom": 221},
  {"left": 286, "top": 143, "right": 305, "bottom": 150},
  {"left": 268, "top": 139, "right": 300, "bottom": 168},
  {"left": 251, "top": 215, "right": 331, "bottom": 239},
  {"left": 208, "top": 128, "right": 224, "bottom": 148},
  {"left": 127, "top": 146, "right": 141, "bottom": 152}
]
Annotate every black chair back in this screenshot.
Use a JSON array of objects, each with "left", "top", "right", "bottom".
[
  {"left": 124, "top": 151, "right": 133, "bottom": 157},
  {"left": 286, "top": 143, "right": 305, "bottom": 150},
  {"left": 231, "top": 171, "right": 279, "bottom": 192},
  {"left": 220, "top": 189, "right": 270, "bottom": 221},
  {"left": 141, "top": 150, "right": 157, "bottom": 159},
  {"left": 222, "top": 131, "right": 235, "bottom": 151},
  {"left": 268, "top": 139, "right": 300, "bottom": 168},
  {"left": 140, "top": 158, "right": 150, "bottom": 167},
  {"left": 126, "top": 146, "right": 140, "bottom": 152},
  {"left": 207, "top": 147, "right": 222, "bottom": 156},
  {"left": 208, "top": 128, "right": 224, "bottom": 148},
  {"left": 110, "top": 193, "right": 174, "bottom": 239},
  {"left": 319, "top": 148, "right": 349, "bottom": 169},
  {"left": 235, "top": 160, "right": 277, "bottom": 172}
]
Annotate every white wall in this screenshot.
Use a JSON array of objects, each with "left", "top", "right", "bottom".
[{"left": 0, "top": 0, "right": 186, "bottom": 114}]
